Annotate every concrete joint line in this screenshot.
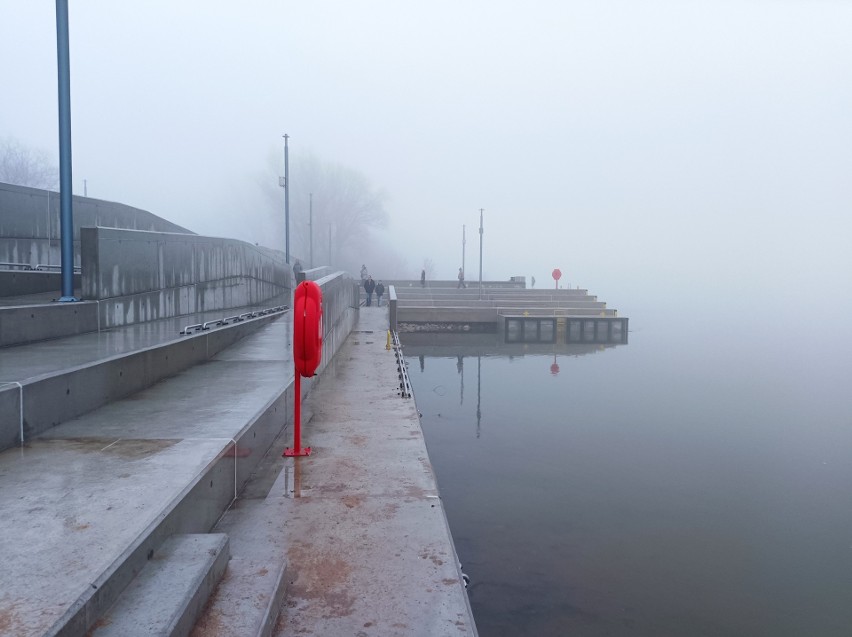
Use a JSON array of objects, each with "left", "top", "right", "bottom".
[{"left": 100, "top": 439, "right": 121, "bottom": 452}]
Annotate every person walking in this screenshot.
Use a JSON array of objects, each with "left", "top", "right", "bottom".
[
  {"left": 375, "top": 281, "right": 385, "bottom": 307},
  {"left": 360, "top": 264, "right": 368, "bottom": 281},
  {"left": 364, "top": 275, "right": 376, "bottom": 306},
  {"left": 457, "top": 267, "right": 466, "bottom": 289},
  {"left": 292, "top": 259, "right": 303, "bottom": 283},
  {"left": 420, "top": 269, "right": 426, "bottom": 288}
]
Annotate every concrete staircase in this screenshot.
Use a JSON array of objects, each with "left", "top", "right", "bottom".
[
  {"left": 385, "top": 280, "right": 620, "bottom": 330},
  {"left": 0, "top": 273, "right": 359, "bottom": 637}
]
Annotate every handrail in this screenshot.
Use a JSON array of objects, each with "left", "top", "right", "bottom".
[
  {"left": 35, "top": 264, "right": 81, "bottom": 272},
  {"left": 391, "top": 330, "right": 413, "bottom": 399},
  {"left": 0, "top": 262, "right": 34, "bottom": 270},
  {"left": 180, "top": 305, "right": 287, "bottom": 335}
]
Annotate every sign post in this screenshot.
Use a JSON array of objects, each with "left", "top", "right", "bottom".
[{"left": 552, "top": 268, "right": 562, "bottom": 290}]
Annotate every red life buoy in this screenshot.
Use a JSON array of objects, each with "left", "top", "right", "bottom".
[{"left": 293, "top": 281, "right": 323, "bottom": 377}]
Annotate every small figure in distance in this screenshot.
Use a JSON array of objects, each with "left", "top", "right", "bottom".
[
  {"left": 531, "top": 275, "right": 536, "bottom": 289},
  {"left": 292, "top": 259, "right": 303, "bottom": 283},
  {"left": 421, "top": 268, "right": 426, "bottom": 288},
  {"left": 457, "top": 267, "right": 466, "bottom": 289},
  {"left": 364, "top": 275, "right": 376, "bottom": 306},
  {"left": 360, "top": 264, "right": 368, "bottom": 281},
  {"left": 375, "top": 280, "right": 385, "bottom": 307}
]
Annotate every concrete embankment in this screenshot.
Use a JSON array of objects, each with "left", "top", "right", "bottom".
[
  {"left": 269, "top": 306, "right": 477, "bottom": 636},
  {"left": 0, "top": 272, "right": 475, "bottom": 636}
]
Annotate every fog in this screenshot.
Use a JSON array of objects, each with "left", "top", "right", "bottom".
[{"left": 1, "top": 0, "right": 850, "bottom": 318}]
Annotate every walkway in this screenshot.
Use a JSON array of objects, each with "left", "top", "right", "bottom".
[
  {"left": 0, "top": 299, "right": 476, "bottom": 635},
  {"left": 272, "top": 305, "right": 477, "bottom": 636}
]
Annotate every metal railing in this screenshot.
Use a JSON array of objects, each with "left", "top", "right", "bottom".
[
  {"left": 180, "top": 305, "right": 287, "bottom": 335},
  {"left": 35, "top": 264, "right": 82, "bottom": 273},
  {"left": 391, "top": 330, "right": 413, "bottom": 399}
]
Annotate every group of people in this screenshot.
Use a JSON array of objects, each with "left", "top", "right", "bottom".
[{"left": 360, "top": 265, "right": 385, "bottom": 306}]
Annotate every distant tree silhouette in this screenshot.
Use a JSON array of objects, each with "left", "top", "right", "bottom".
[
  {"left": 0, "top": 137, "right": 58, "bottom": 190},
  {"left": 262, "top": 150, "right": 388, "bottom": 271}
]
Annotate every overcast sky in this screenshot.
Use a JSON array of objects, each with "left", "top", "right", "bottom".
[{"left": 1, "top": 1, "right": 850, "bottom": 316}]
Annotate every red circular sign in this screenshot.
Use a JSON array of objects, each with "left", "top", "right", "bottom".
[{"left": 552, "top": 268, "right": 562, "bottom": 281}]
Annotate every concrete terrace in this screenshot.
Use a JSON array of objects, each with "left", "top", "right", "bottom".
[{"left": 0, "top": 289, "right": 475, "bottom": 636}]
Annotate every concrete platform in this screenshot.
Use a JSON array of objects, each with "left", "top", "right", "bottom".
[
  {"left": 0, "top": 296, "right": 287, "bottom": 381},
  {"left": 0, "top": 319, "right": 296, "bottom": 637},
  {"left": 0, "top": 289, "right": 474, "bottom": 636},
  {"left": 271, "top": 307, "right": 477, "bottom": 636}
]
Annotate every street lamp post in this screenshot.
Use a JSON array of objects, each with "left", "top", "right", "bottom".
[
  {"left": 478, "top": 208, "right": 484, "bottom": 299},
  {"left": 55, "top": 0, "right": 77, "bottom": 302},
  {"left": 462, "top": 224, "right": 466, "bottom": 283},
  {"left": 283, "top": 134, "right": 290, "bottom": 264}
]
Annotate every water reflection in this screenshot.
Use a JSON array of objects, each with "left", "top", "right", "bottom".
[
  {"left": 403, "top": 325, "right": 852, "bottom": 637},
  {"left": 403, "top": 339, "right": 624, "bottom": 635}
]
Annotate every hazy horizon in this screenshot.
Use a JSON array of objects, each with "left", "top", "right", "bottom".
[{"left": 2, "top": 1, "right": 850, "bottom": 318}]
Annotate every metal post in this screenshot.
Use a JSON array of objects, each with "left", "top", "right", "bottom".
[
  {"left": 56, "top": 0, "right": 76, "bottom": 302},
  {"left": 478, "top": 208, "right": 484, "bottom": 299},
  {"left": 328, "top": 223, "right": 332, "bottom": 266},
  {"left": 284, "top": 372, "right": 311, "bottom": 456},
  {"left": 283, "top": 134, "right": 290, "bottom": 264},
  {"left": 476, "top": 355, "right": 482, "bottom": 438},
  {"left": 309, "top": 192, "right": 313, "bottom": 268},
  {"left": 83, "top": 179, "right": 87, "bottom": 197},
  {"left": 462, "top": 224, "right": 466, "bottom": 282}
]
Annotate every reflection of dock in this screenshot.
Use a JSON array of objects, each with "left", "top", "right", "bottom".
[
  {"left": 398, "top": 331, "right": 625, "bottom": 358},
  {"left": 387, "top": 281, "right": 628, "bottom": 345}
]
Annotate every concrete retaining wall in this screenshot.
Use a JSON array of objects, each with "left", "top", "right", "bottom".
[
  {"left": 314, "top": 271, "right": 360, "bottom": 378},
  {"left": 0, "top": 300, "right": 99, "bottom": 347},
  {"left": 0, "top": 270, "right": 81, "bottom": 297},
  {"left": 81, "top": 227, "right": 289, "bottom": 328},
  {"left": 0, "top": 182, "right": 191, "bottom": 268},
  {"left": 0, "top": 311, "right": 287, "bottom": 452}
]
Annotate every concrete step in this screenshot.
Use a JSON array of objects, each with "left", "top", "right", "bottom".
[
  {"left": 398, "top": 299, "right": 605, "bottom": 308},
  {"left": 0, "top": 320, "right": 296, "bottom": 637},
  {"left": 190, "top": 501, "right": 289, "bottom": 637},
  {"left": 0, "top": 309, "right": 287, "bottom": 452},
  {"left": 90, "top": 533, "right": 230, "bottom": 637},
  {"left": 189, "top": 410, "right": 315, "bottom": 637},
  {"left": 0, "top": 273, "right": 357, "bottom": 637}
]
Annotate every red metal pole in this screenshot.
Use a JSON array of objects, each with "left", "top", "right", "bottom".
[
  {"left": 293, "top": 372, "right": 301, "bottom": 450},
  {"left": 284, "top": 367, "right": 311, "bottom": 456}
]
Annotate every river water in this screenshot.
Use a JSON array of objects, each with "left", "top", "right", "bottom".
[{"left": 403, "top": 307, "right": 852, "bottom": 637}]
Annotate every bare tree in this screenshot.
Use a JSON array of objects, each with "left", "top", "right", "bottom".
[
  {"left": 291, "top": 153, "right": 387, "bottom": 265},
  {"left": 0, "top": 137, "right": 58, "bottom": 189},
  {"left": 261, "top": 150, "right": 389, "bottom": 270}
]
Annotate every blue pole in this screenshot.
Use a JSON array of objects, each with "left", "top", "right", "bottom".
[{"left": 56, "top": 0, "right": 76, "bottom": 301}]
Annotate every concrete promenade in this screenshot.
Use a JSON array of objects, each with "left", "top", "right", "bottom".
[
  {"left": 0, "top": 316, "right": 295, "bottom": 636},
  {"left": 269, "top": 305, "right": 476, "bottom": 636},
  {"left": 0, "top": 293, "right": 475, "bottom": 635}
]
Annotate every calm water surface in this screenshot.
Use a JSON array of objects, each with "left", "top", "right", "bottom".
[{"left": 404, "top": 310, "right": 852, "bottom": 637}]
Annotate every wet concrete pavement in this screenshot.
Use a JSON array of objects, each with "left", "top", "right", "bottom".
[
  {"left": 0, "top": 318, "right": 293, "bottom": 636},
  {"left": 0, "top": 298, "right": 288, "bottom": 383},
  {"left": 0, "top": 301, "right": 476, "bottom": 636},
  {"left": 272, "top": 306, "right": 477, "bottom": 636}
]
